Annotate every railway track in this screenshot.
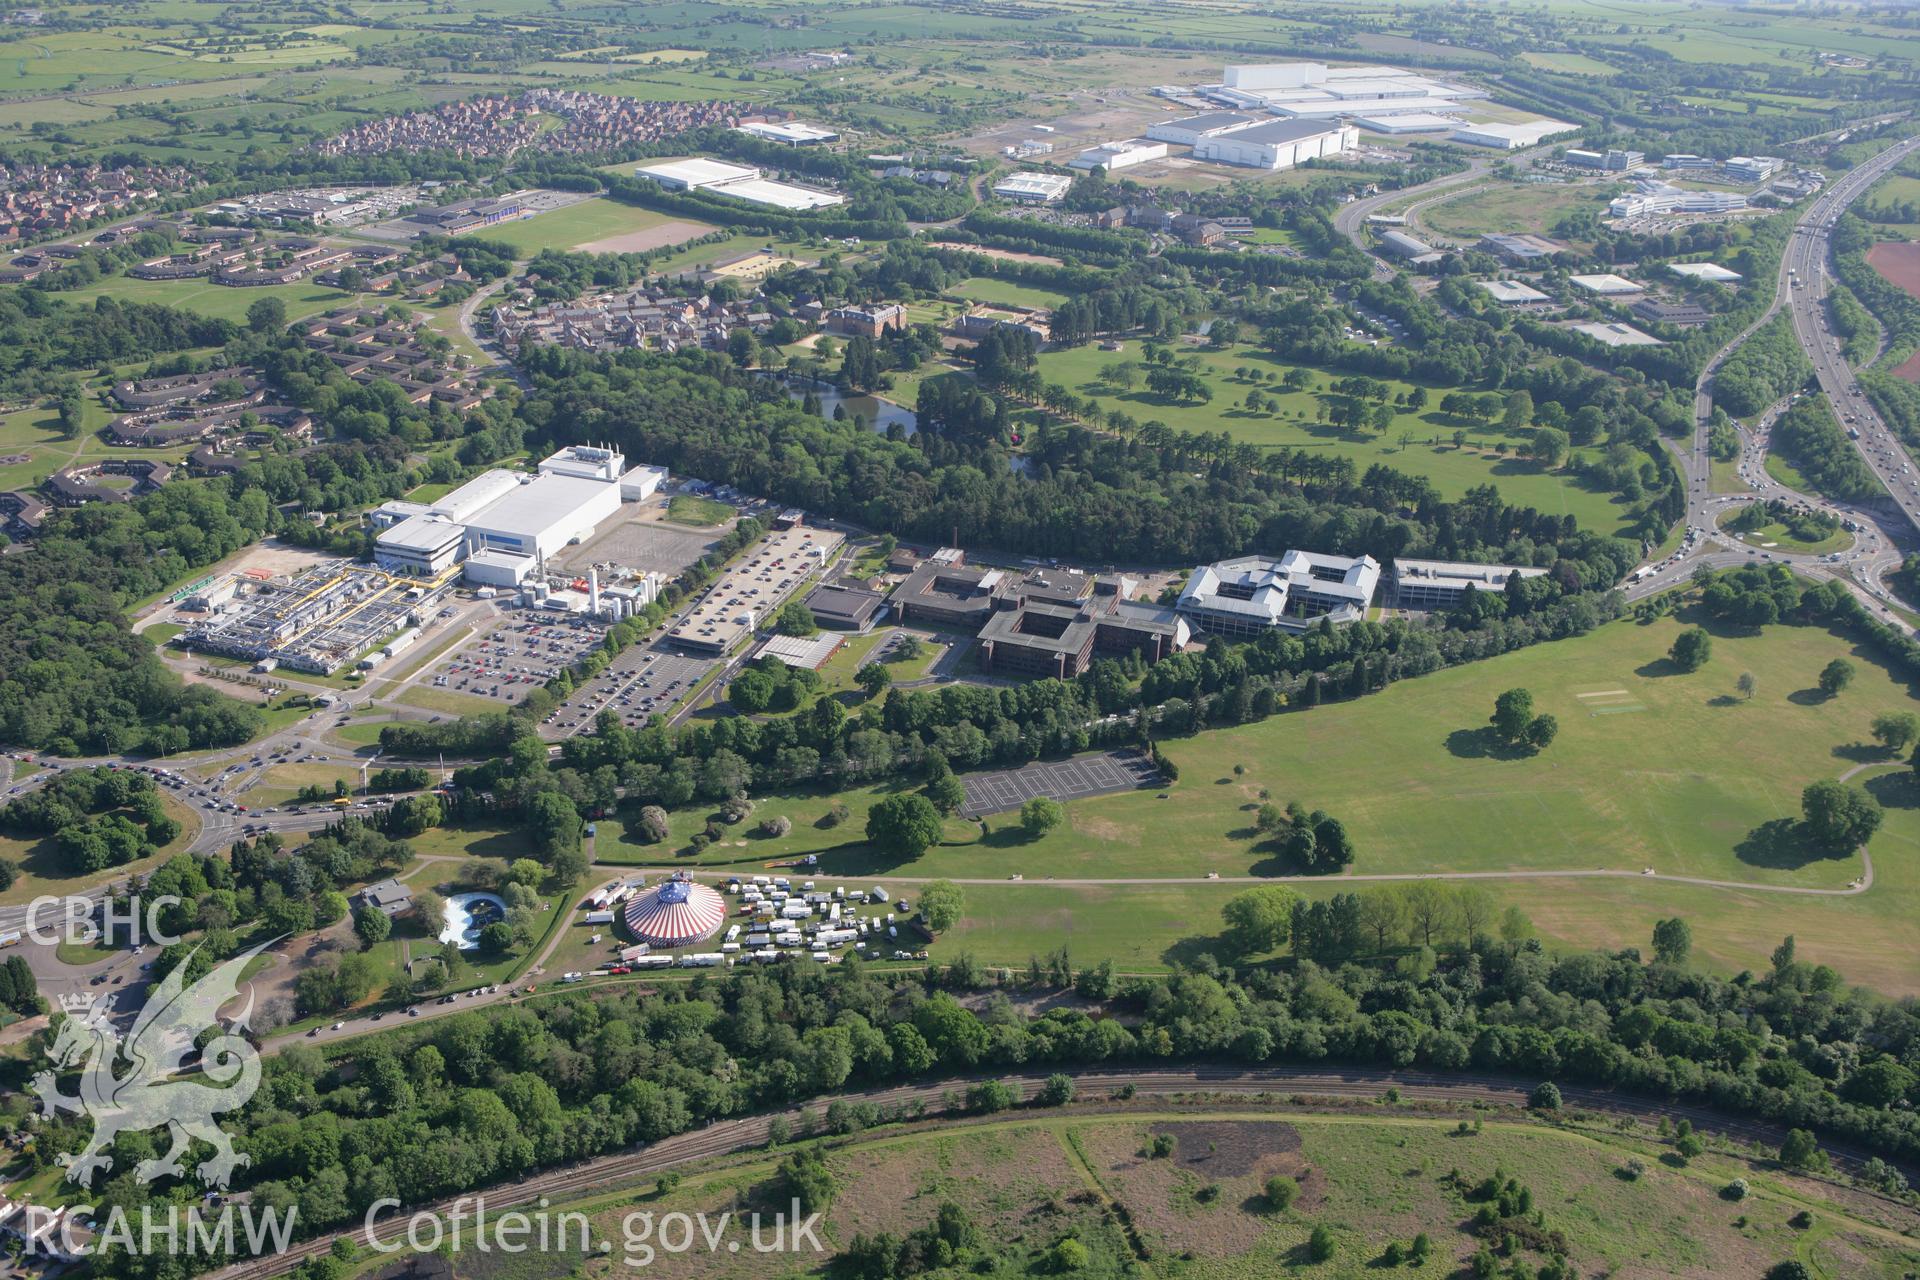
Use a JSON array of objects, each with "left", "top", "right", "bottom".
[{"left": 205, "top": 1064, "right": 1893, "bottom": 1280}]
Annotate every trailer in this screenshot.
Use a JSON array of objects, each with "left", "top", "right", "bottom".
[
  {"left": 678, "top": 952, "right": 725, "bottom": 968},
  {"left": 631, "top": 955, "right": 676, "bottom": 969},
  {"left": 779, "top": 901, "right": 812, "bottom": 920},
  {"left": 584, "top": 910, "right": 615, "bottom": 925},
  {"left": 620, "top": 943, "right": 651, "bottom": 962}
]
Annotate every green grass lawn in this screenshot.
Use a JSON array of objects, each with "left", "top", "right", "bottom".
[
  {"left": 950, "top": 276, "right": 1067, "bottom": 310},
  {"left": 1419, "top": 181, "right": 1604, "bottom": 241},
  {"left": 565, "top": 611, "right": 1920, "bottom": 989},
  {"left": 0, "top": 790, "right": 201, "bottom": 906},
  {"left": 454, "top": 198, "right": 713, "bottom": 256},
  {"left": 1037, "top": 343, "right": 1637, "bottom": 535},
  {"left": 665, "top": 493, "right": 735, "bottom": 527},
  {"left": 1715, "top": 513, "right": 1854, "bottom": 556},
  {"left": 56, "top": 275, "right": 360, "bottom": 325}
]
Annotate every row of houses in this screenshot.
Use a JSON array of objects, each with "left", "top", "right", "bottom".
[
  {"left": 300, "top": 308, "right": 492, "bottom": 411},
  {"left": 316, "top": 90, "right": 759, "bottom": 160},
  {"left": 492, "top": 286, "right": 775, "bottom": 358},
  {"left": 0, "top": 159, "right": 193, "bottom": 242}
]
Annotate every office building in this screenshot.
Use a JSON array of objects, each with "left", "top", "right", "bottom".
[
  {"left": 1390, "top": 559, "right": 1547, "bottom": 611},
  {"left": 991, "top": 172, "right": 1073, "bottom": 204},
  {"left": 1176, "top": 551, "right": 1381, "bottom": 637}
]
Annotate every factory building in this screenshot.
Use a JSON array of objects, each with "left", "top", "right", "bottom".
[
  {"left": 1378, "top": 230, "right": 1436, "bottom": 259},
  {"left": 1068, "top": 138, "right": 1168, "bottom": 172},
  {"left": 735, "top": 120, "right": 839, "bottom": 146},
  {"left": 1176, "top": 551, "right": 1381, "bottom": 638},
  {"left": 1143, "top": 112, "right": 1260, "bottom": 147},
  {"left": 1191, "top": 120, "right": 1356, "bottom": 171},
  {"left": 1449, "top": 120, "right": 1575, "bottom": 150},
  {"left": 372, "top": 447, "right": 666, "bottom": 581}
]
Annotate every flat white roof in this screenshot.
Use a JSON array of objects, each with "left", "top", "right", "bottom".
[
  {"left": 378, "top": 514, "right": 464, "bottom": 552},
  {"left": 993, "top": 172, "right": 1073, "bottom": 198},
  {"left": 1450, "top": 119, "right": 1575, "bottom": 148},
  {"left": 1669, "top": 261, "right": 1742, "bottom": 282},
  {"left": 1354, "top": 111, "right": 1459, "bottom": 132},
  {"left": 1567, "top": 321, "right": 1662, "bottom": 346},
  {"left": 465, "top": 472, "right": 611, "bottom": 538},
  {"left": 736, "top": 121, "right": 838, "bottom": 144},
  {"left": 1479, "top": 279, "right": 1550, "bottom": 303},
  {"left": 1570, "top": 272, "right": 1644, "bottom": 294},
  {"left": 711, "top": 177, "right": 845, "bottom": 210},
  {"left": 431, "top": 469, "right": 523, "bottom": 522},
  {"left": 637, "top": 158, "right": 760, "bottom": 188}
]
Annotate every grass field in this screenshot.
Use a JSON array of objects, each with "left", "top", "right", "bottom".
[
  {"left": 951, "top": 276, "right": 1068, "bottom": 310},
  {"left": 1419, "top": 182, "right": 1602, "bottom": 241},
  {"left": 1035, "top": 343, "right": 1637, "bottom": 535},
  {"left": 452, "top": 198, "right": 713, "bottom": 256},
  {"left": 0, "top": 790, "right": 201, "bottom": 906},
  {"left": 493, "top": 1112, "right": 1919, "bottom": 1280},
  {"left": 56, "top": 276, "right": 359, "bottom": 325},
  {"left": 420, "top": 610, "right": 1920, "bottom": 989},
  {"left": 665, "top": 493, "right": 735, "bottom": 527},
  {"left": 1715, "top": 509, "right": 1854, "bottom": 556}
]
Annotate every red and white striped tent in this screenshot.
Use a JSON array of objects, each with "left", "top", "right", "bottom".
[{"left": 623, "top": 874, "right": 725, "bottom": 948}]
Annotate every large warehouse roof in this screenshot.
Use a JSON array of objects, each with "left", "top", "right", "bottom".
[
  {"left": 637, "top": 158, "right": 759, "bottom": 188},
  {"left": 464, "top": 472, "right": 613, "bottom": 538}
]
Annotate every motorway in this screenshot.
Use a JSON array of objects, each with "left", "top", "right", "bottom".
[
  {"left": 1628, "top": 131, "right": 1920, "bottom": 610},
  {"left": 203, "top": 1063, "right": 1913, "bottom": 1280}
]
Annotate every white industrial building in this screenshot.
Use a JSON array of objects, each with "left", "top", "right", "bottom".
[
  {"left": 1566, "top": 321, "right": 1662, "bottom": 347},
  {"left": 635, "top": 158, "right": 843, "bottom": 210},
  {"left": 1669, "top": 261, "right": 1742, "bottom": 284},
  {"left": 1378, "top": 229, "right": 1436, "bottom": 259},
  {"left": 1192, "top": 120, "right": 1356, "bottom": 170},
  {"left": 373, "top": 447, "right": 667, "bottom": 581},
  {"left": 1068, "top": 138, "right": 1168, "bottom": 172},
  {"left": 1569, "top": 272, "right": 1645, "bottom": 296},
  {"left": 1354, "top": 112, "right": 1459, "bottom": 134},
  {"left": 735, "top": 120, "right": 840, "bottom": 146},
  {"left": 1449, "top": 120, "right": 1575, "bottom": 150},
  {"left": 1144, "top": 111, "right": 1261, "bottom": 146},
  {"left": 1176, "top": 551, "right": 1381, "bottom": 637},
  {"left": 1201, "top": 62, "right": 1487, "bottom": 120},
  {"left": 992, "top": 171, "right": 1073, "bottom": 204},
  {"left": 637, "top": 158, "right": 761, "bottom": 190},
  {"left": 1478, "top": 279, "right": 1551, "bottom": 305}
]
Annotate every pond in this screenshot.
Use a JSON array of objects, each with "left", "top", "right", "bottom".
[
  {"left": 764, "top": 372, "right": 1032, "bottom": 474},
  {"left": 439, "top": 891, "right": 508, "bottom": 951},
  {"left": 764, "top": 372, "right": 920, "bottom": 436}
]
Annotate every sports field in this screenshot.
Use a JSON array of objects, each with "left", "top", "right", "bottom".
[
  {"left": 454, "top": 198, "right": 716, "bottom": 256},
  {"left": 1035, "top": 343, "right": 1636, "bottom": 535},
  {"left": 57, "top": 276, "right": 359, "bottom": 325}
]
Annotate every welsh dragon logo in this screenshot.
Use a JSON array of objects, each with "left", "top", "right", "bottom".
[{"left": 32, "top": 942, "right": 271, "bottom": 1189}]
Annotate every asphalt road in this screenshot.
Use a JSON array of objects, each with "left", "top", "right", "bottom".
[
  {"left": 1638, "top": 131, "right": 1920, "bottom": 618},
  {"left": 201, "top": 1063, "right": 1904, "bottom": 1280}
]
